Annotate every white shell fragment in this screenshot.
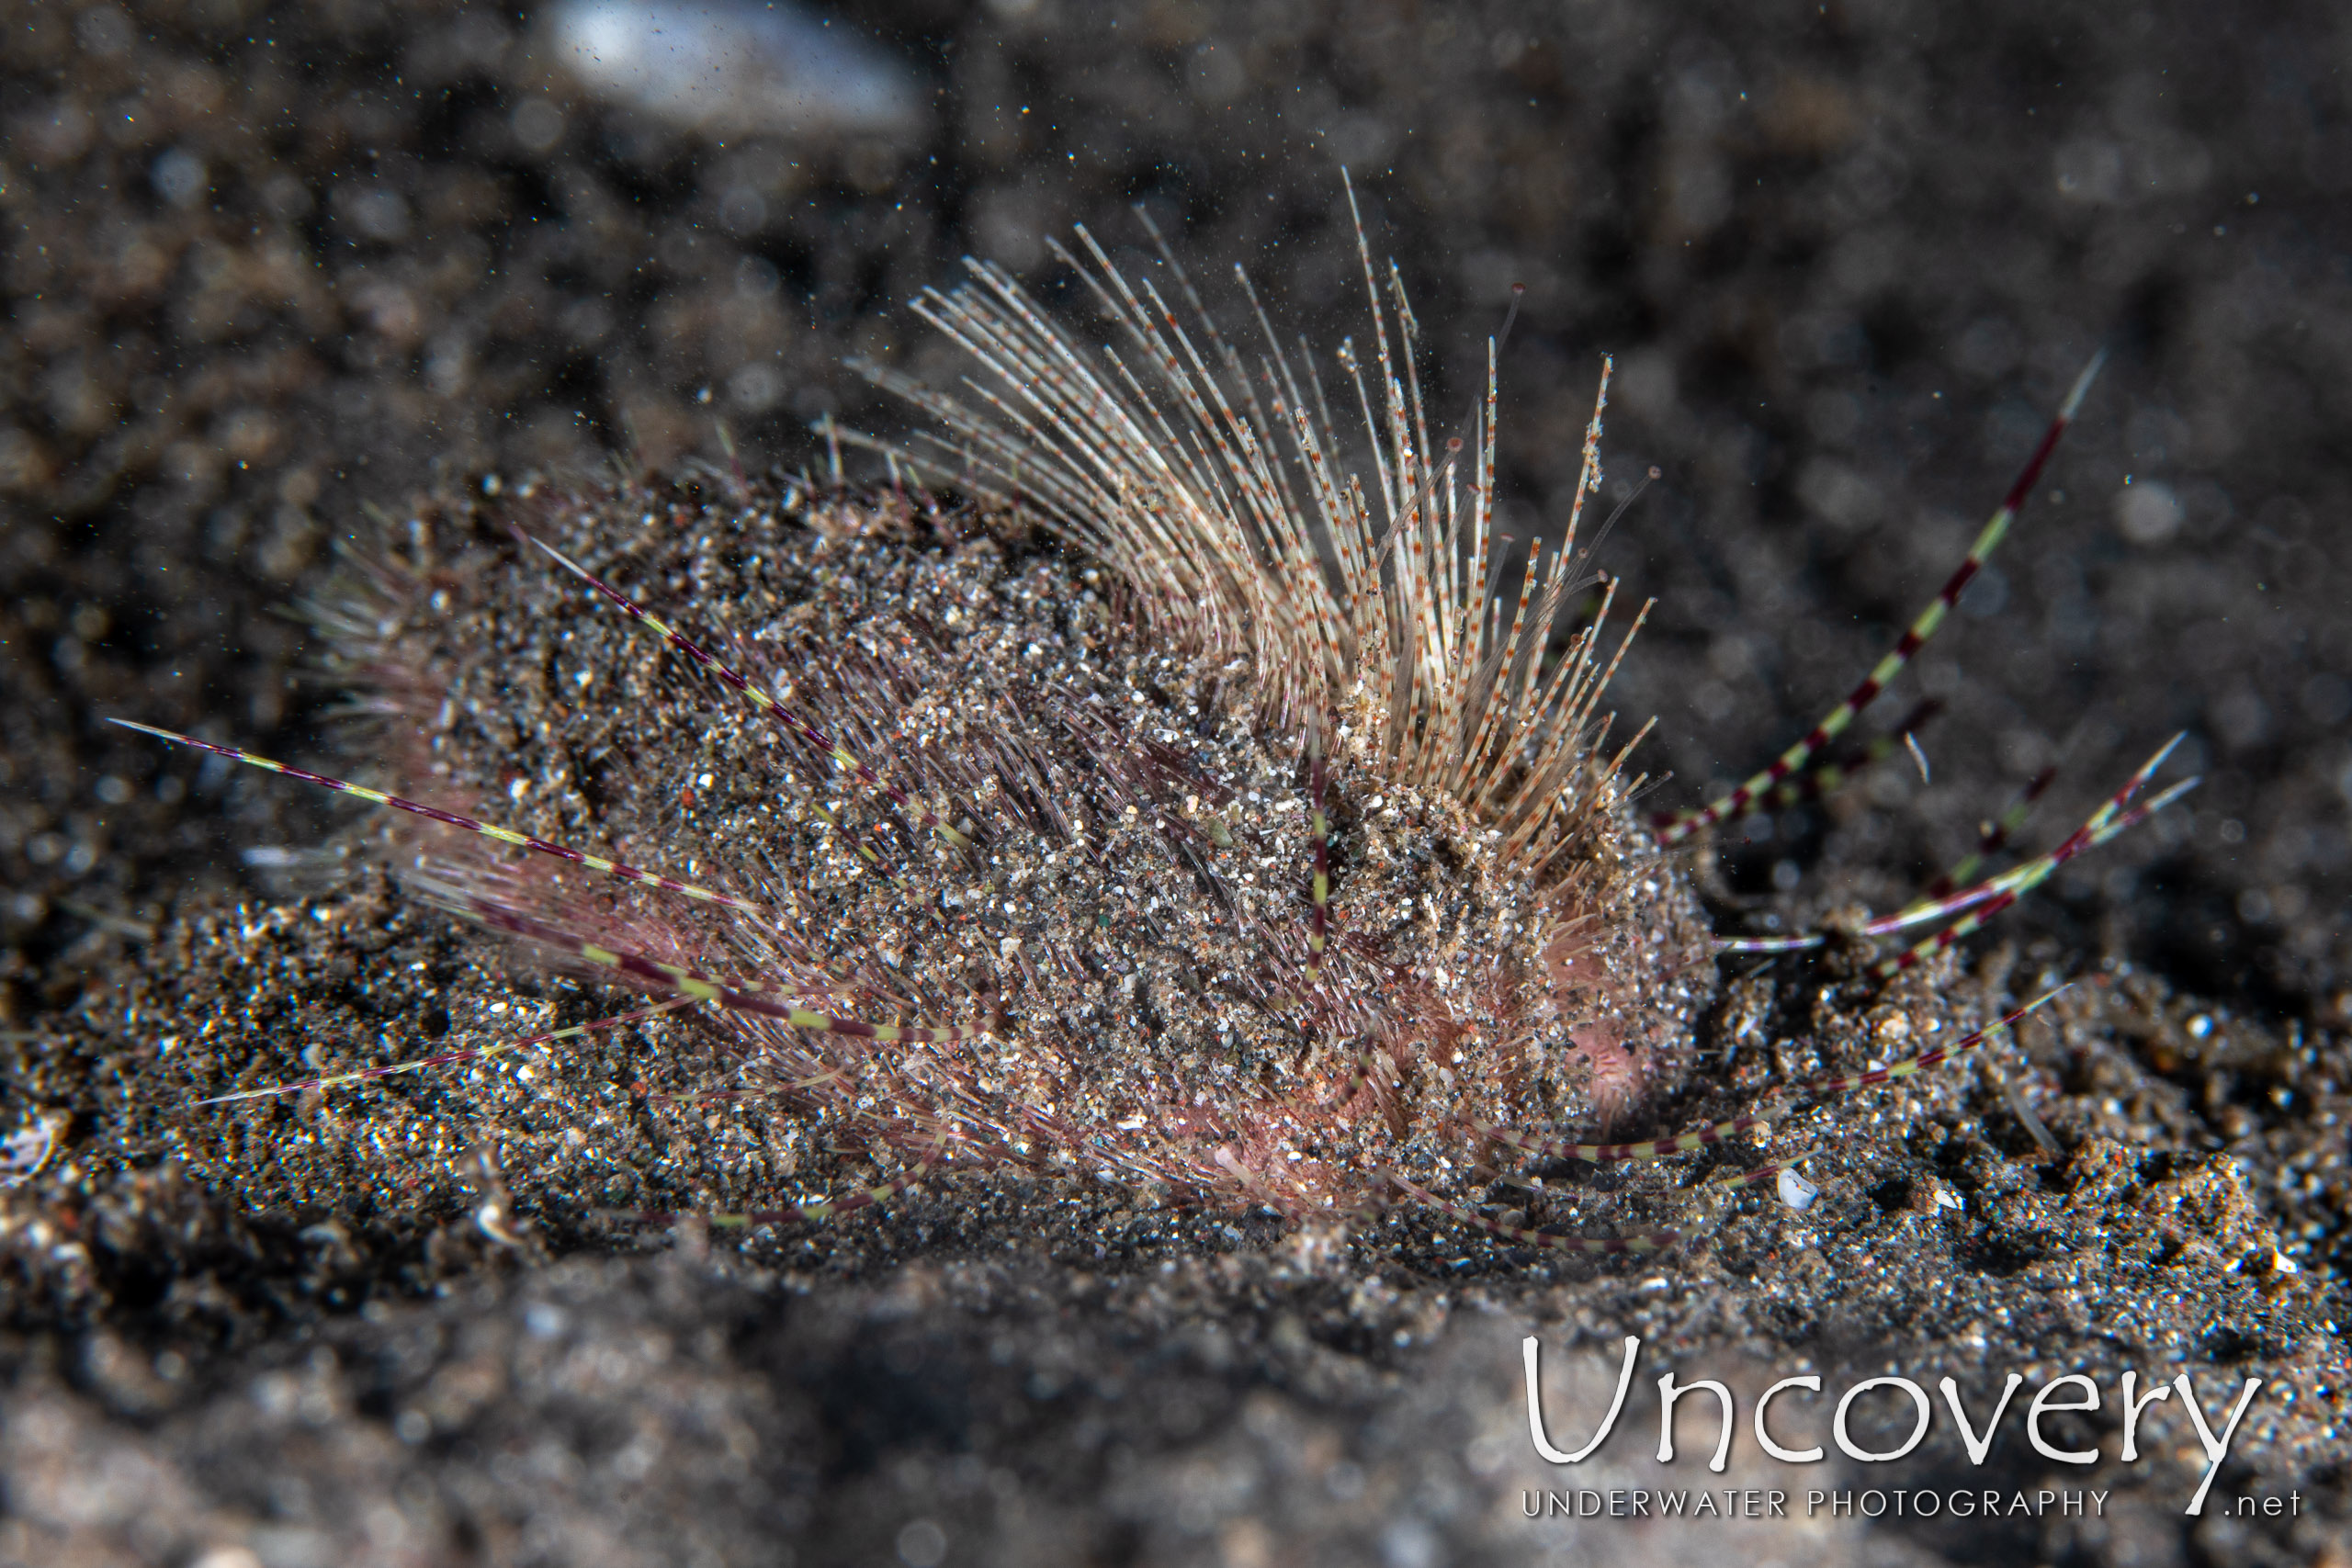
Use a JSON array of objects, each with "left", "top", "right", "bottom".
[
  {"left": 1776, "top": 1165, "right": 1821, "bottom": 1213},
  {"left": 548, "top": 0, "right": 928, "bottom": 140},
  {"left": 0, "top": 1114, "right": 62, "bottom": 1189}
]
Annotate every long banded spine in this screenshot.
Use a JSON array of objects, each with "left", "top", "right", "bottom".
[
  {"left": 1712, "top": 772, "right": 2195, "bottom": 958},
  {"left": 1892, "top": 775, "right": 2195, "bottom": 932},
  {"left": 196, "top": 998, "right": 699, "bottom": 1106},
  {"left": 466, "top": 901, "right": 986, "bottom": 1044},
  {"left": 1800, "top": 993, "right": 2061, "bottom": 1094},
  {"left": 108, "top": 718, "right": 763, "bottom": 914},
  {"left": 1304, "top": 726, "right": 1333, "bottom": 977},
  {"left": 1656, "top": 351, "right": 2106, "bottom": 848},
  {"left": 1922, "top": 762, "right": 2057, "bottom": 900},
  {"left": 1645, "top": 700, "right": 1942, "bottom": 834},
  {"left": 1872, "top": 739, "right": 2182, "bottom": 978}
]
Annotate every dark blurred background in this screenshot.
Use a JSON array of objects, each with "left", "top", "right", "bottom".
[{"left": 5, "top": 0, "right": 2348, "bottom": 1027}]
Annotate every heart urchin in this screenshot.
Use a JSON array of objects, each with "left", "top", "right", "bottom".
[{"left": 119, "top": 183, "right": 2175, "bottom": 1258}]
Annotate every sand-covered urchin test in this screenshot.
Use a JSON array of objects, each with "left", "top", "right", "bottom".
[{"left": 120, "top": 183, "right": 2163, "bottom": 1258}]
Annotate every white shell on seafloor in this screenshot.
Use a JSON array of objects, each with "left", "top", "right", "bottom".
[
  {"left": 1777, "top": 1166, "right": 1820, "bottom": 1212},
  {"left": 548, "top": 0, "right": 928, "bottom": 140},
  {"left": 0, "top": 1113, "right": 61, "bottom": 1190}
]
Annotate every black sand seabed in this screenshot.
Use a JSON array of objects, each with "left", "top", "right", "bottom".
[{"left": 2, "top": 2, "right": 2347, "bottom": 1563}]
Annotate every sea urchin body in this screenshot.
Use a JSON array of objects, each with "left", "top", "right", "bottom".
[{"left": 124, "top": 186, "right": 2152, "bottom": 1257}]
